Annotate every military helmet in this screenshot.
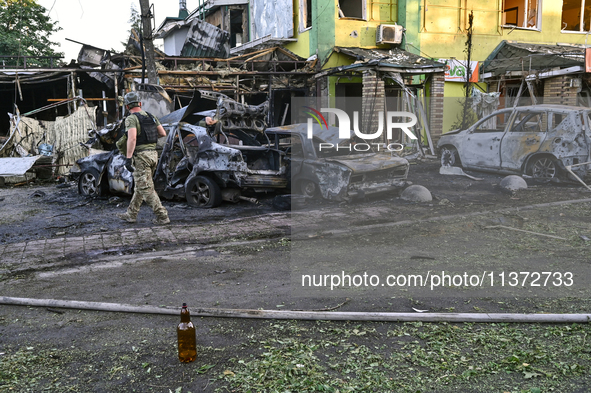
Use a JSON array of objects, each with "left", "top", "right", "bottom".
[{"left": 123, "top": 91, "right": 140, "bottom": 106}]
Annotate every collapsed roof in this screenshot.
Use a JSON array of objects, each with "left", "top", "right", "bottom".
[
  {"left": 155, "top": 16, "right": 230, "bottom": 59},
  {"left": 316, "top": 47, "right": 446, "bottom": 77}
]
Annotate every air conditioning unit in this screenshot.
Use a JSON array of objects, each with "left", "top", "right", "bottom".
[{"left": 376, "top": 24, "right": 404, "bottom": 45}]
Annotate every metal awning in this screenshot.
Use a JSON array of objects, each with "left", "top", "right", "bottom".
[
  {"left": 481, "top": 40, "right": 586, "bottom": 79},
  {"left": 229, "top": 35, "right": 298, "bottom": 56},
  {"left": 315, "top": 47, "right": 446, "bottom": 78}
]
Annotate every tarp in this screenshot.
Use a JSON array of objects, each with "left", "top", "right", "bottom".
[
  {"left": 0, "top": 156, "right": 40, "bottom": 176},
  {"left": 1, "top": 106, "right": 96, "bottom": 176}
]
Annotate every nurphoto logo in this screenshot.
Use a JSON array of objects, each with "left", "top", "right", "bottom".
[
  {"left": 304, "top": 108, "right": 418, "bottom": 141},
  {"left": 304, "top": 107, "right": 419, "bottom": 152}
]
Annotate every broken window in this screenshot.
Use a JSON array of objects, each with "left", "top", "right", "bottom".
[
  {"left": 562, "top": 0, "right": 591, "bottom": 32},
  {"left": 299, "top": 0, "right": 312, "bottom": 31},
  {"left": 475, "top": 111, "right": 511, "bottom": 132},
  {"left": 338, "top": 0, "right": 367, "bottom": 20},
  {"left": 510, "top": 112, "right": 546, "bottom": 133},
  {"left": 503, "top": 0, "right": 539, "bottom": 28},
  {"left": 230, "top": 9, "right": 244, "bottom": 48}
]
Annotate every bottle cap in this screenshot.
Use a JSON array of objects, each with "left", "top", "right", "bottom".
[{"left": 182, "top": 303, "right": 187, "bottom": 307}]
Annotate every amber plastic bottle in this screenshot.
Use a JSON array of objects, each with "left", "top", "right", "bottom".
[{"left": 177, "top": 303, "right": 196, "bottom": 363}]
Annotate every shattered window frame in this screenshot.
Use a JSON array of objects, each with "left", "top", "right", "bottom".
[
  {"left": 338, "top": 0, "right": 367, "bottom": 20},
  {"left": 509, "top": 111, "right": 547, "bottom": 133},
  {"left": 474, "top": 109, "right": 514, "bottom": 133},
  {"left": 299, "top": 0, "right": 313, "bottom": 32},
  {"left": 502, "top": 0, "right": 541, "bottom": 30},
  {"left": 561, "top": 0, "right": 591, "bottom": 32}
]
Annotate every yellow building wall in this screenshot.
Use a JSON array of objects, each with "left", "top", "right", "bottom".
[
  {"left": 443, "top": 83, "right": 465, "bottom": 133},
  {"left": 334, "top": 0, "right": 398, "bottom": 48},
  {"left": 285, "top": 29, "right": 311, "bottom": 59},
  {"left": 420, "top": 0, "right": 591, "bottom": 134},
  {"left": 335, "top": 20, "right": 379, "bottom": 48},
  {"left": 323, "top": 50, "right": 355, "bottom": 69},
  {"left": 441, "top": 82, "right": 485, "bottom": 133},
  {"left": 285, "top": 0, "right": 399, "bottom": 60},
  {"left": 420, "top": 0, "right": 591, "bottom": 61},
  {"left": 283, "top": 0, "right": 312, "bottom": 59}
]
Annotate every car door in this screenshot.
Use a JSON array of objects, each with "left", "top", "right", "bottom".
[
  {"left": 287, "top": 133, "right": 306, "bottom": 179},
  {"left": 460, "top": 109, "right": 512, "bottom": 170},
  {"left": 500, "top": 109, "right": 546, "bottom": 171}
]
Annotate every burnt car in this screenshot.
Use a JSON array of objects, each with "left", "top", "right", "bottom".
[
  {"left": 72, "top": 120, "right": 135, "bottom": 197},
  {"left": 268, "top": 124, "right": 409, "bottom": 200},
  {"left": 437, "top": 105, "right": 591, "bottom": 180},
  {"left": 153, "top": 121, "right": 410, "bottom": 207},
  {"left": 73, "top": 91, "right": 410, "bottom": 207}
]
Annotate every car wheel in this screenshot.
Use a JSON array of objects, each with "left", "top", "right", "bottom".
[
  {"left": 440, "top": 146, "right": 461, "bottom": 167},
  {"left": 185, "top": 175, "right": 222, "bottom": 208},
  {"left": 529, "top": 156, "right": 558, "bottom": 180},
  {"left": 78, "top": 168, "right": 103, "bottom": 197},
  {"left": 299, "top": 179, "right": 319, "bottom": 198}
]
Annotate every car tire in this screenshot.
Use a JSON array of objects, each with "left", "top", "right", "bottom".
[
  {"left": 78, "top": 168, "right": 104, "bottom": 197},
  {"left": 529, "top": 156, "right": 559, "bottom": 180},
  {"left": 440, "top": 146, "right": 461, "bottom": 167},
  {"left": 185, "top": 175, "right": 222, "bottom": 208},
  {"left": 299, "top": 179, "right": 319, "bottom": 198}
]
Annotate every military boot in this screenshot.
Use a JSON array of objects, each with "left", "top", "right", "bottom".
[
  {"left": 153, "top": 215, "right": 170, "bottom": 225},
  {"left": 117, "top": 212, "right": 137, "bottom": 223}
]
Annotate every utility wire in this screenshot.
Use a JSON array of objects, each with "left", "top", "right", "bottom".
[{"left": 47, "top": 0, "right": 57, "bottom": 14}]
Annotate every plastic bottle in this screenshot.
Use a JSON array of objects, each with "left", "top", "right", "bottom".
[{"left": 177, "top": 303, "right": 196, "bottom": 362}]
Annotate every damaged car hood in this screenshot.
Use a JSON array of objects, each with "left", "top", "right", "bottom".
[{"left": 325, "top": 153, "right": 407, "bottom": 173}]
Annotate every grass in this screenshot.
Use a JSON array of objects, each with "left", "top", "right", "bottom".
[
  {"left": 2, "top": 318, "right": 590, "bottom": 392},
  {"left": 0, "top": 346, "right": 77, "bottom": 392},
  {"left": 210, "top": 320, "right": 591, "bottom": 393}
]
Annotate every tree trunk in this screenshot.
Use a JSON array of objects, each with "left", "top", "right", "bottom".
[{"left": 138, "top": 0, "right": 158, "bottom": 85}]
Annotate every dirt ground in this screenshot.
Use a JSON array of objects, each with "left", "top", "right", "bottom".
[
  {"left": 1, "top": 158, "right": 589, "bottom": 244},
  {"left": 1, "top": 158, "right": 591, "bottom": 392}
]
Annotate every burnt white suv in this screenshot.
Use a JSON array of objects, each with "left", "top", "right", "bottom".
[{"left": 437, "top": 105, "right": 591, "bottom": 180}]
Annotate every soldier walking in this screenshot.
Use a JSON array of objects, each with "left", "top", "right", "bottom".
[{"left": 117, "top": 92, "right": 170, "bottom": 225}]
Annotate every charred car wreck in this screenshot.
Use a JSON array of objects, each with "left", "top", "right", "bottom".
[
  {"left": 438, "top": 105, "right": 591, "bottom": 181},
  {"left": 73, "top": 91, "right": 410, "bottom": 207},
  {"left": 73, "top": 120, "right": 134, "bottom": 197},
  {"left": 154, "top": 91, "right": 410, "bottom": 207}
]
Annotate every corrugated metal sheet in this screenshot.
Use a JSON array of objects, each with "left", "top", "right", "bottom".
[
  {"left": 180, "top": 18, "right": 230, "bottom": 58},
  {"left": 251, "top": 0, "right": 294, "bottom": 40},
  {"left": 155, "top": 18, "right": 192, "bottom": 39}
]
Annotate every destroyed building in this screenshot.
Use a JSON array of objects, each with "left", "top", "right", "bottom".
[
  {"left": 481, "top": 41, "right": 591, "bottom": 108},
  {"left": 0, "top": 0, "right": 316, "bottom": 183}
]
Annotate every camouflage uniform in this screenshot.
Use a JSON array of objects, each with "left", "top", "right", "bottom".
[
  {"left": 123, "top": 111, "right": 169, "bottom": 223},
  {"left": 127, "top": 149, "right": 168, "bottom": 220}
]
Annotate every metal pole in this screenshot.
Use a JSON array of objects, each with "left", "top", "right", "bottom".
[
  {"left": 102, "top": 91, "right": 108, "bottom": 126},
  {"left": 140, "top": 30, "right": 146, "bottom": 84},
  {"left": 2, "top": 296, "right": 591, "bottom": 324},
  {"left": 114, "top": 76, "right": 120, "bottom": 120}
]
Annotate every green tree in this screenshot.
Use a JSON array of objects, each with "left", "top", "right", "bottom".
[
  {"left": 122, "top": 3, "right": 141, "bottom": 51},
  {"left": 0, "top": 0, "right": 63, "bottom": 67}
]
